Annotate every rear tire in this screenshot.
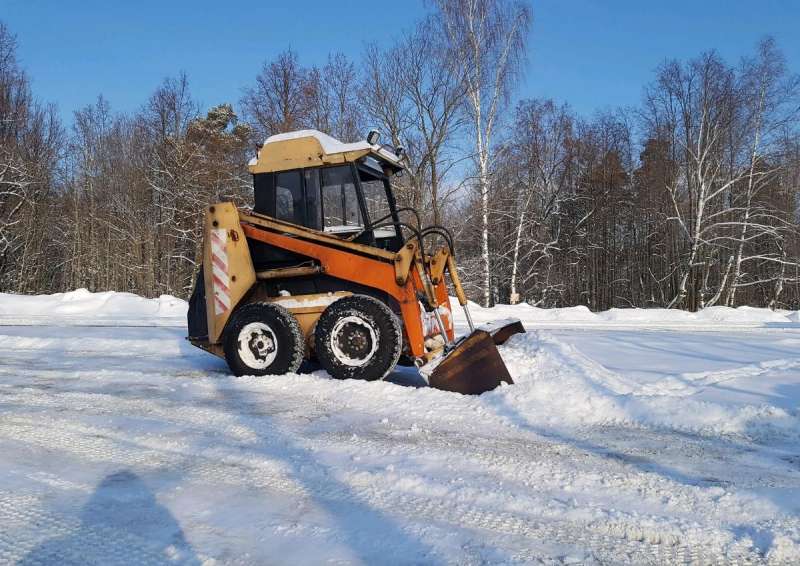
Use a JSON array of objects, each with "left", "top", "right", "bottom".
[
  {"left": 223, "top": 302, "right": 305, "bottom": 376},
  {"left": 315, "top": 294, "right": 402, "bottom": 381}
]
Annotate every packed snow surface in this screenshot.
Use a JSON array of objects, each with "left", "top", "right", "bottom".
[{"left": 1, "top": 290, "right": 800, "bottom": 564}]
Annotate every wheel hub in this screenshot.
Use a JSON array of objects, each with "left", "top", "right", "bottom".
[
  {"left": 330, "top": 315, "right": 378, "bottom": 367},
  {"left": 342, "top": 323, "right": 370, "bottom": 357},
  {"left": 237, "top": 322, "right": 278, "bottom": 369}
]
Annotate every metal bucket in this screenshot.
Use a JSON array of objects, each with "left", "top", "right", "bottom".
[{"left": 427, "top": 319, "right": 525, "bottom": 395}]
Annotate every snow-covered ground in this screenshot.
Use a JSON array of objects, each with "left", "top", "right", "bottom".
[{"left": 1, "top": 290, "right": 800, "bottom": 564}]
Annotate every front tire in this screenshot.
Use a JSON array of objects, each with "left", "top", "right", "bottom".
[
  {"left": 315, "top": 294, "right": 402, "bottom": 381},
  {"left": 223, "top": 302, "right": 305, "bottom": 376}
]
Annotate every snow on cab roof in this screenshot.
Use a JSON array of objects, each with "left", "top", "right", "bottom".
[
  {"left": 264, "top": 129, "right": 371, "bottom": 154},
  {"left": 248, "top": 129, "right": 403, "bottom": 172}
]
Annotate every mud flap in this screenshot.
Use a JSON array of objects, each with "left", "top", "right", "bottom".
[{"left": 427, "top": 320, "right": 524, "bottom": 395}]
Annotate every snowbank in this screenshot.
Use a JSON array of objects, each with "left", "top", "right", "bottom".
[
  {"left": 0, "top": 288, "right": 186, "bottom": 326},
  {"left": 460, "top": 299, "right": 800, "bottom": 329},
  {"left": 3, "top": 288, "right": 800, "bottom": 330}
]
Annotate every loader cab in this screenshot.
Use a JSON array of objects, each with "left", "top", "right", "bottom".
[{"left": 252, "top": 157, "right": 404, "bottom": 252}]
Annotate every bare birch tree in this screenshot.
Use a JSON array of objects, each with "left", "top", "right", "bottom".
[
  {"left": 0, "top": 22, "right": 61, "bottom": 293},
  {"left": 644, "top": 53, "right": 742, "bottom": 309},
  {"left": 437, "top": 0, "right": 531, "bottom": 306},
  {"left": 503, "top": 99, "right": 574, "bottom": 304},
  {"left": 723, "top": 38, "right": 800, "bottom": 305}
]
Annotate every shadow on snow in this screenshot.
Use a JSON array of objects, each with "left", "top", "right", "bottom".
[{"left": 20, "top": 470, "right": 200, "bottom": 565}]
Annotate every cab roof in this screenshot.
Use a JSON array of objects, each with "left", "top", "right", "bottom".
[{"left": 248, "top": 129, "right": 404, "bottom": 175}]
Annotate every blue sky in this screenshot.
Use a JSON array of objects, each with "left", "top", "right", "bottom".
[{"left": 3, "top": 0, "right": 799, "bottom": 125}]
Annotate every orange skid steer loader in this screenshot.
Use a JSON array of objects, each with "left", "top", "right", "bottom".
[{"left": 187, "top": 130, "right": 524, "bottom": 394}]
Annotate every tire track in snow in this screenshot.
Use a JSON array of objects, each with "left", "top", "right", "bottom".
[
  {"left": 0, "top": 396, "right": 773, "bottom": 564},
  {"left": 680, "top": 358, "right": 800, "bottom": 390},
  {"left": 531, "top": 330, "right": 800, "bottom": 397},
  {"left": 315, "top": 426, "right": 799, "bottom": 563}
]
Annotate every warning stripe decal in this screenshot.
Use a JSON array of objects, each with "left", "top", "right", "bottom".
[
  {"left": 210, "top": 228, "right": 230, "bottom": 315},
  {"left": 211, "top": 253, "right": 228, "bottom": 274}
]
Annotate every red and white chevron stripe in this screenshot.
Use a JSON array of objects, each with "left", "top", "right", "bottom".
[{"left": 210, "top": 228, "right": 231, "bottom": 315}]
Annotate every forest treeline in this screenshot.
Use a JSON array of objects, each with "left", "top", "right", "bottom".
[{"left": 2, "top": 1, "right": 800, "bottom": 310}]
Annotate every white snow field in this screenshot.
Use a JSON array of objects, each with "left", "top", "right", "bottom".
[{"left": 1, "top": 290, "right": 800, "bottom": 565}]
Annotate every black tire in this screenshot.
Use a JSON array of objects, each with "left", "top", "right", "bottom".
[
  {"left": 223, "top": 302, "right": 305, "bottom": 376},
  {"left": 315, "top": 294, "right": 402, "bottom": 381}
]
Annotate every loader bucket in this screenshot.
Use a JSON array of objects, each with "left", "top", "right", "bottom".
[
  {"left": 482, "top": 318, "right": 526, "bottom": 345},
  {"left": 428, "top": 320, "right": 524, "bottom": 395}
]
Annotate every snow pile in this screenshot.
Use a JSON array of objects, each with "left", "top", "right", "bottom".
[
  {"left": 490, "top": 331, "right": 800, "bottom": 441},
  {"left": 457, "top": 299, "right": 800, "bottom": 329},
  {"left": 0, "top": 288, "right": 186, "bottom": 326}
]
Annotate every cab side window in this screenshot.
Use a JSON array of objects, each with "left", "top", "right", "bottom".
[
  {"left": 321, "top": 166, "right": 363, "bottom": 232},
  {"left": 304, "top": 169, "right": 322, "bottom": 230},
  {"left": 253, "top": 173, "right": 274, "bottom": 216},
  {"left": 275, "top": 171, "right": 303, "bottom": 224}
]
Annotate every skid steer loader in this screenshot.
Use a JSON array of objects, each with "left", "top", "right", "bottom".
[{"left": 187, "top": 130, "right": 524, "bottom": 394}]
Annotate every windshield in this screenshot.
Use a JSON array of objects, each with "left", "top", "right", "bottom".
[{"left": 358, "top": 168, "right": 396, "bottom": 238}]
